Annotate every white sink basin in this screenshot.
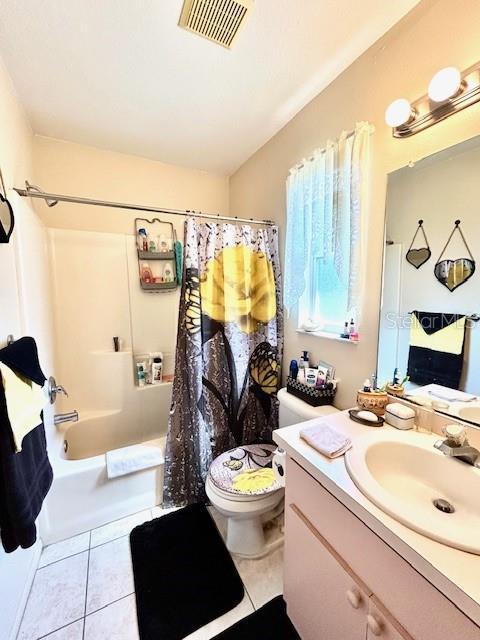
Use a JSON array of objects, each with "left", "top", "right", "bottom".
[{"left": 345, "top": 430, "right": 480, "bottom": 554}]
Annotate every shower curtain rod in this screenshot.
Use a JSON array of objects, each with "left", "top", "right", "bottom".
[{"left": 13, "top": 182, "right": 275, "bottom": 226}]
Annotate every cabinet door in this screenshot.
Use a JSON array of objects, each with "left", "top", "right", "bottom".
[
  {"left": 284, "top": 504, "right": 369, "bottom": 640},
  {"left": 367, "top": 598, "right": 412, "bottom": 640}
]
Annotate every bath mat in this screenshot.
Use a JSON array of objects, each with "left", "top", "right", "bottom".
[
  {"left": 130, "top": 503, "right": 244, "bottom": 640},
  {"left": 211, "top": 596, "right": 300, "bottom": 639}
]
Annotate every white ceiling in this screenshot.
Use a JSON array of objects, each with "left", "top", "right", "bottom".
[{"left": 0, "top": 1, "right": 419, "bottom": 175}]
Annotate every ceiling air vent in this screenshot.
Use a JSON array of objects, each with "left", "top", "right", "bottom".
[{"left": 179, "top": 0, "right": 253, "bottom": 49}]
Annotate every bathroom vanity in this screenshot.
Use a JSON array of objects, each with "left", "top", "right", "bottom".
[{"left": 274, "top": 410, "right": 480, "bottom": 640}]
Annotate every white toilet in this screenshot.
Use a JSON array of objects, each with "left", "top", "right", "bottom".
[{"left": 206, "top": 387, "right": 339, "bottom": 557}]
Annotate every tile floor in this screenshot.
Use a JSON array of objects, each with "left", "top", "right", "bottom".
[{"left": 17, "top": 506, "right": 284, "bottom": 640}]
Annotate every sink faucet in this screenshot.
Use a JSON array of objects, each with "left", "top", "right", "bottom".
[
  {"left": 434, "top": 424, "right": 480, "bottom": 468},
  {"left": 54, "top": 410, "right": 79, "bottom": 425}
]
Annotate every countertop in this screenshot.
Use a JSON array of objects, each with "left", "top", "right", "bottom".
[{"left": 273, "top": 410, "right": 480, "bottom": 628}]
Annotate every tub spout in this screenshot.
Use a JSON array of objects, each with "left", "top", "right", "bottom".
[{"left": 54, "top": 410, "right": 79, "bottom": 425}]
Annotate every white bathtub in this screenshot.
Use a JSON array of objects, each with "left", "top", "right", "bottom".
[{"left": 41, "top": 383, "right": 172, "bottom": 544}]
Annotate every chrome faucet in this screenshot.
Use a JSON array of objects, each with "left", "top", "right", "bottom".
[
  {"left": 54, "top": 410, "right": 79, "bottom": 425},
  {"left": 434, "top": 424, "right": 480, "bottom": 468}
]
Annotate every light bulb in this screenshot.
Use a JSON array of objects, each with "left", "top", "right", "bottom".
[
  {"left": 428, "top": 67, "right": 462, "bottom": 102},
  {"left": 385, "top": 98, "right": 414, "bottom": 128}
]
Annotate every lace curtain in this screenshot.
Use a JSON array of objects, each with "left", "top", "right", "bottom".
[{"left": 284, "top": 121, "right": 372, "bottom": 330}]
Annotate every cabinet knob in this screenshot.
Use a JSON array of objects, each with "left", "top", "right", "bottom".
[
  {"left": 346, "top": 588, "right": 362, "bottom": 609},
  {"left": 367, "top": 614, "right": 382, "bottom": 636}
]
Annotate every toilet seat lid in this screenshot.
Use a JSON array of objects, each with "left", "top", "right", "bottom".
[{"left": 209, "top": 443, "right": 281, "bottom": 497}]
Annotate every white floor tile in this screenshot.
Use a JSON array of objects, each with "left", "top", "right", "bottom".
[
  {"left": 18, "top": 552, "right": 88, "bottom": 640},
  {"left": 84, "top": 594, "right": 139, "bottom": 640},
  {"left": 42, "top": 619, "right": 84, "bottom": 639},
  {"left": 90, "top": 510, "right": 151, "bottom": 548},
  {"left": 151, "top": 505, "right": 179, "bottom": 519},
  {"left": 39, "top": 532, "right": 90, "bottom": 568},
  {"left": 86, "top": 536, "right": 134, "bottom": 614},
  {"left": 233, "top": 547, "right": 284, "bottom": 609},
  {"left": 184, "top": 594, "right": 254, "bottom": 640}
]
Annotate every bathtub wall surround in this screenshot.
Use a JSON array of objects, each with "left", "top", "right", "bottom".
[{"left": 43, "top": 227, "right": 175, "bottom": 543}]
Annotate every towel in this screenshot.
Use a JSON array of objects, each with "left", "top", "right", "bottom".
[
  {"left": 407, "top": 312, "right": 466, "bottom": 389},
  {"left": 300, "top": 423, "right": 352, "bottom": 458},
  {"left": 106, "top": 438, "right": 165, "bottom": 479},
  {"left": 0, "top": 337, "right": 53, "bottom": 552},
  {"left": 0, "top": 362, "right": 46, "bottom": 452}
]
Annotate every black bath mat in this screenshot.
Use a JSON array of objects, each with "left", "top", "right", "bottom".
[
  {"left": 211, "top": 596, "right": 300, "bottom": 639},
  {"left": 130, "top": 503, "right": 244, "bottom": 640}
]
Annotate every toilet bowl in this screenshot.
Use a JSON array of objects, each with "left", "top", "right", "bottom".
[
  {"left": 206, "top": 443, "right": 284, "bottom": 558},
  {"left": 206, "top": 388, "right": 339, "bottom": 557}
]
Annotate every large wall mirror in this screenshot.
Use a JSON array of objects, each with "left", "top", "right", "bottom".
[{"left": 378, "top": 135, "right": 480, "bottom": 425}]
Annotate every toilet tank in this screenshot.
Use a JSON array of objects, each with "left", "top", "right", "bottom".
[{"left": 278, "top": 387, "right": 339, "bottom": 427}]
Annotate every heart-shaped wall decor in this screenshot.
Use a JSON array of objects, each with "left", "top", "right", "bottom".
[
  {"left": 406, "top": 247, "right": 431, "bottom": 269},
  {"left": 434, "top": 258, "right": 476, "bottom": 292}
]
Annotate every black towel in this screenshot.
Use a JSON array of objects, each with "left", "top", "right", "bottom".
[
  {"left": 0, "top": 337, "right": 53, "bottom": 553},
  {"left": 407, "top": 312, "right": 466, "bottom": 389}
]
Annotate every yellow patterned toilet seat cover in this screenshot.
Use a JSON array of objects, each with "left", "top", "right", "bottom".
[{"left": 209, "top": 443, "right": 281, "bottom": 496}]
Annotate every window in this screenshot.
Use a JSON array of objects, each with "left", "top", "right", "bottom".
[{"left": 283, "top": 122, "right": 372, "bottom": 335}]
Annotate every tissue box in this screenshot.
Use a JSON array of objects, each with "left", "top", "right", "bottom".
[{"left": 384, "top": 402, "right": 415, "bottom": 430}]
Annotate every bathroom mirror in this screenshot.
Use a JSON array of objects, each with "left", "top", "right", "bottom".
[{"left": 377, "top": 135, "right": 480, "bottom": 425}]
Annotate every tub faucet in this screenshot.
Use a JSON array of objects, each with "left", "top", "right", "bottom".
[
  {"left": 434, "top": 424, "right": 480, "bottom": 468},
  {"left": 54, "top": 410, "right": 79, "bottom": 425}
]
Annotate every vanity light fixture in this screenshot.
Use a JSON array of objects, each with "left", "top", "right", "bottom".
[{"left": 385, "top": 61, "right": 480, "bottom": 137}]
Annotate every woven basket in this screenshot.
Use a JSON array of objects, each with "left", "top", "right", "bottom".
[{"left": 286, "top": 376, "right": 337, "bottom": 407}]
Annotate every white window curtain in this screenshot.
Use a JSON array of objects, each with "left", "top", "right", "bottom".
[{"left": 284, "top": 121, "right": 372, "bottom": 332}]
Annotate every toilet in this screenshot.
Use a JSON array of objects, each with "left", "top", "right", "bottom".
[{"left": 206, "top": 387, "right": 339, "bottom": 557}]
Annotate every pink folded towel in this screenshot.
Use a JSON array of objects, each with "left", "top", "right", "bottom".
[{"left": 300, "top": 423, "right": 352, "bottom": 458}]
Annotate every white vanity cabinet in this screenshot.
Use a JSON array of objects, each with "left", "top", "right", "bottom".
[{"left": 283, "top": 457, "right": 480, "bottom": 640}]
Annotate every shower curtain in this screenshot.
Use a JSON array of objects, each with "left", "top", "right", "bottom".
[{"left": 163, "top": 218, "right": 283, "bottom": 507}]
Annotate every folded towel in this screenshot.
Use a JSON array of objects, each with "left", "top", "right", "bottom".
[
  {"left": 0, "top": 362, "right": 46, "bottom": 452},
  {"left": 300, "top": 423, "right": 352, "bottom": 458},
  {"left": 106, "top": 438, "right": 165, "bottom": 479}
]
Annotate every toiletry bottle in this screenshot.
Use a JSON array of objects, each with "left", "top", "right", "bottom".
[
  {"left": 393, "top": 367, "right": 400, "bottom": 385},
  {"left": 159, "top": 234, "right": 168, "bottom": 253},
  {"left": 141, "top": 263, "right": 153, "bottom": 284},
  {"left": 163, "top": 262, "right": 174, "bottom": 283},
  {"left": 138, "top": 228, "right": 148, "bottom": 252},
  {"left": 297, "top": 367, "right": 306, "bottom": 384},
  {"left": 289, "top": 359, "right": 299, "bottom": 380},
  {"left": 315, "top": 369, "right": 326, "bottom": 389},
  {"left": 306, "top": 368, "right": 317, "bottom": 387},
  {"left": 363, "top": 378, "right": 371, "bottom": 392},
  {"left": 299, "top": 350, "right": 309, "bottom": 369},
  {"left": 152, "top": 357, "right": 163, "bottom": 384},
  {"left": 136, "top": 363, "right": 146, "bottom": 387},
  {"left": 371, "top": 373, "right": 377, "bottom": 391},
  {"left": 349, "top": 318, "right": 355, "bottom": 337},
  {"left": 149, "top": 239, "right": 157, "bottom": 253},
  {"left": 341, "top": 321, "right": 349, "bottom": 339}
]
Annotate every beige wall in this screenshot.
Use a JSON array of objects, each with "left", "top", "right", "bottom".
[
  {"left": 0, "top": 57, "right": 54, "bottom": 640},
  {"left": 229, "top": 0, "right": 480, "bottom": 409},
  {"left": 32, "top": 135, "right": 230, "bottom": 237}
]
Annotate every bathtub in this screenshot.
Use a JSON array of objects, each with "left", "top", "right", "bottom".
[{"left": 40, "top": 382, "right": 172, "bottom": 544}]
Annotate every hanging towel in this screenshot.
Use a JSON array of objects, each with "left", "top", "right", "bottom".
[
  {"left": 0, "top": 362, "right": 46, "bottom": 452},
  {"left": 106, "top": 438, "right": 165, "bottom": 479},
  {"left": 0, "top": 337, "right": 53, "bottom": 553},
  {"left": 300, "top": 422, "right": 352, "bottom": 458},
  {"left": 407, "top": 312, "right": 466, "bottom": 389}
]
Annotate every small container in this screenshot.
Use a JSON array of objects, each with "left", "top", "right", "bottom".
[
  {"left": 136, "top": 362, "right": 146, "bottom": 387},
  {"left": 384, "top": 402, "right": 415, "bottom": 430},
  {"left": 163, "top": 262, "right": 174, "bottom": 282},
  {"left": 357, "top": 390, "right": 389, "bottom": 416},
  {"left": 289, "top": 359, "right": 299, "bottom": 380}
]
